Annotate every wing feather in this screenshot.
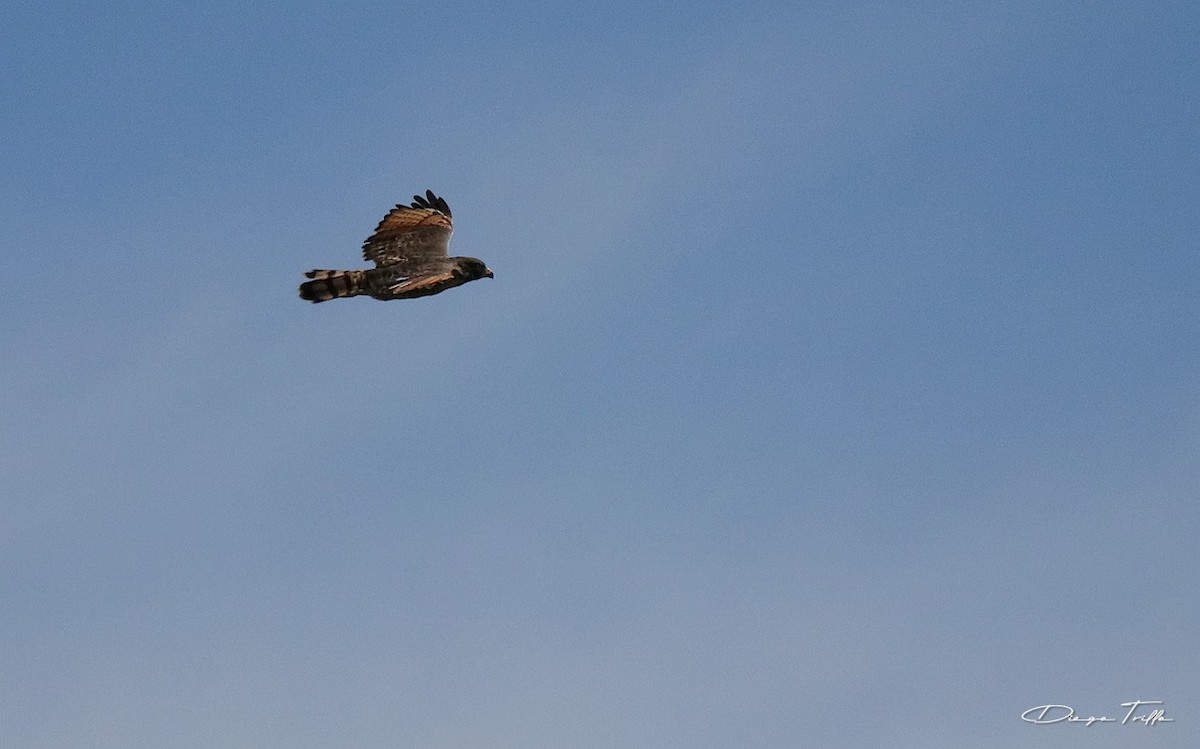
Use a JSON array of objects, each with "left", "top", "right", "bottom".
[
  {"left": 409, "top": 189, "right": 452, "bottom": 218},
  {"left": 382, "top": 271, "right": 460, "bottom": 299},
  {"left": 362, "top": 191, "right": 454, "bottom": 267}
]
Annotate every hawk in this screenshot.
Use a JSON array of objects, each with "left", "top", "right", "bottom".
[{"left": 299, "top": 190, "right": 493, "bottom": 303}]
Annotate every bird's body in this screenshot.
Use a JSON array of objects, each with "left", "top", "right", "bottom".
[{"left": 299, "top": 190, "right": 492, "bottom": 303}]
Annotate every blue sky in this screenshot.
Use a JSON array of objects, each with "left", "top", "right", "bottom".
[{"left": 2, "top": 1, "right": 1197, "bottom": 747}]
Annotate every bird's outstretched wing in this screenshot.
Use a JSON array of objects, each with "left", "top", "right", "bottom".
[
  {"left": 381, "top": 271, "right": 461, "bottom": 299},
  {"left": 362, "top": 190, "right": 453, "bottom": 267}
]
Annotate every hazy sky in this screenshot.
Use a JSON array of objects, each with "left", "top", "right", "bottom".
[{"left": 2, "top": 2, "right": 1197, "bottom": 747}]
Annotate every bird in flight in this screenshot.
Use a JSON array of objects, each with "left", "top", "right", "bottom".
[{"left": 299, "top": 190, "right": 492, "bottom": 303}]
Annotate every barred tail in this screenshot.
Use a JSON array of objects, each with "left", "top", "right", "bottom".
[{"left": 299, "top": 269, "right": 366, "bottom": 303}]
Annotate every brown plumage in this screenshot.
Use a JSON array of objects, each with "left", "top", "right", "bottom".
[{"left": 299, "top": 190, "right": 493, "bottom": 303}]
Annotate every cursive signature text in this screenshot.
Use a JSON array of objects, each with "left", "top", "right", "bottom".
[{"left": 1022, "top": 701, "right": 1174, "bottom": 726}]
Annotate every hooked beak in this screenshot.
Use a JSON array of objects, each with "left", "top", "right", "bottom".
[{"left": 484, "top": 268, "right": 494, "bottom": 279}]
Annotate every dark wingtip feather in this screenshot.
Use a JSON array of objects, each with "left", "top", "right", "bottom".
[{"left": 409, "top": 189, "right": 451, "bottom": 218}]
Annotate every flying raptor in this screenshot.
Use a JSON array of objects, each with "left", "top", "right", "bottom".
[{"left": 299, "top": 190, "right": 492, "bottom": 303}]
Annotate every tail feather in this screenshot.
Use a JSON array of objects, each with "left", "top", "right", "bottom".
[{"left": 299, "top": 269, "right": 365, "bottom": 303}]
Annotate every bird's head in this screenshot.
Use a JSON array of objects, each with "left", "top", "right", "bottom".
[{"left": 455, "top": 257, "right": 494, "bottom": 280}]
